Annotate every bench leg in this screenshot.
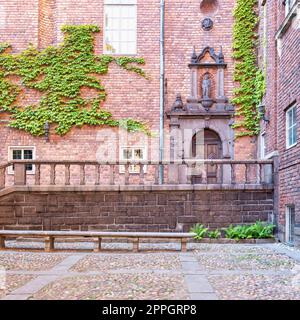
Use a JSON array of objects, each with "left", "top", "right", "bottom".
[
  {"left": 45, "top": 236, "right": 55, "bottom": 252},
  {"left": 93, "top": 237, "right": 102, "bottom": 253},
  {"left": 132, "top": 238, "right": 139, "bottom": 253},
  {"left": 181, "top": 238, "right": 187, "bottom": 252},
  {"left": 0, "top": 236, "right": 5, "bottom": 250}
]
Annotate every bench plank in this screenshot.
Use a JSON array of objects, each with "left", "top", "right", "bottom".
[
  {"left": 45, "top": 236, "right": 55, "bottom": 252},
  {"left": 0, "top": 230, "right": 196, "bottom": 252},
  {"left": 0, "top": 236, "right": 5, "bottom": 250},
  {"left": 93, "top": 237, "right": 102, "bottom": 253},
  {"left": 0, "top": 230, "right": 195, "bottom": 238}
]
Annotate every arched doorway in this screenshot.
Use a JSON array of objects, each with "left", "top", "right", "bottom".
[{"left": 191, "top": 129, "right": 222, "bottom": 183}]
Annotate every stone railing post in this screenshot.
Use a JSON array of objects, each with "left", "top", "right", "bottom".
[
  {"left": 14, "top": 163, "right": 26, "bottom": 186},
  {"left": 0, "top": 166, "right": 6, "bottom": 189},
  {"left": 272, "top": 155, "right": 280, "bottom": 234}
]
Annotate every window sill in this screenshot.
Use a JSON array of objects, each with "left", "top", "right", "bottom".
[
  {"left": 286, "top": 142, "right": 297, "bottom": 150},
  {"left": 7, "top": 172, "right": 36, "bottom": 176},
  {"left": 102, "top": 53, "right": 138, "bottom": 57},
  {"left": 276, "top": 1, "right": 299, "bottom": 40}
]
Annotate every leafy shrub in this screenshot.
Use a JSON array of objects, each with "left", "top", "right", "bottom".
[
  {"left": 224, "top": 222, "right": 275, "bottom": 240},
  {"left": 207, "top": 230, "right": 221, "bottom": 239},
  {"left": 190, "top": 224, "right": 208, "bottom": 240}
]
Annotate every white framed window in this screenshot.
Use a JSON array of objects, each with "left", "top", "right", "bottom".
[
  {"left": 104, "top": 0, "right": 137, "bottom": 55},
  {"left": 8, "top": 146, "right": 36, "bottom": 175},
  {"left": 286, "top": 205, "right": 295, "bottom": 244},
  {"left": 286, "top": 104, "right": 297, "bottom": 148},
  {"left": 285, "top": 0, "right": 297, "bottom": 16},
  {"left": 120, "top": 146, "right": 147, "bottom": 173}
]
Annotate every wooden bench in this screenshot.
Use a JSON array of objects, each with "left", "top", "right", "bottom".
[{"left": 0, "top": 230, "right": 196, "bottom": 253}]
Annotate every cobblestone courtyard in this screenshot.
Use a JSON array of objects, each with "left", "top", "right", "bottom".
[{"left": 1, "top": 243, "right": 300, "bottom": 300}]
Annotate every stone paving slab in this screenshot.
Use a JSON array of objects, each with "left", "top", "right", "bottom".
[
  {"left": 1, "top": 242, "right": 300, "bottom": 300},
  {"left": 185, "top": 275, "right": 214, "bottom": 293},
  {"left": 10, "top": 275, "right": 60, "bottom": 296},
  {"left": 0, "top": 274, "right": 36, "bottom": 299},
  {"left": 190, "top": 293, "right": 219, "bottom": 300}
]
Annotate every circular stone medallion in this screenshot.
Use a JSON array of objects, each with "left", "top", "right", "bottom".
[{"left": 202, "top": 18, "right": 213, "bottom": 31}]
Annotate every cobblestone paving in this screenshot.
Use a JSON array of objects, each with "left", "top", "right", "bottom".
[
  {"left": 208, "top": 274, "right": 300, "bottom": 300},
  {"left": 0, "top": 252, "right": 68, "bottom": 271},
  {"left": 195, "top": 252, "right": 296, "bottom": 270},
  {"left": 0, "top": 242, "right": 300, "bottom": 300},
  {"left": 194, "top": 244, "right": 300, "bottom": 300},
  {"left": 30, "top": 274, "right": 188, "bottom": 300},
  {"left": 0, "top": 274, "right": 36, "bottom": 298},
  {"left": 71, "top": 253, "right": 181, "bottom": 272}
]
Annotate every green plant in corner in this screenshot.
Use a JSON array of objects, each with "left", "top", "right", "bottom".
[
  {"left": 190, "top": 224, "right": 208, "bottom": 240},
  {"left": 247, "top": 221, "right": 275, "bottom": 239},
  {"left": 0, "top": 25, "right": 150, "bottom": 136},
  {"left": 232, "top": 0, "right": 266, "bottom": 137},
  {"left": 207, "top": 229, "right": 221, "bottom": 239},
  {"left": 224, "top": 222, "right": 275, "bottom": 240}
]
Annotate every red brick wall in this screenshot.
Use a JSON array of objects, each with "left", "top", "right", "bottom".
[
  {"left": 0, "top": 0, "right": 39, "bottom": 52},
  {"left": 0, "top": 0, "right": 258, "bottom": 168},
  {"left": 38, "top": 0, "right": 56, "bottom": 49},
  {"left": 259, "top": 0, "right": 300, "bottom": 243}
]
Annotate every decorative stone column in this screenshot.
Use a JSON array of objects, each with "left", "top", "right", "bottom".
[
  {"left": 216, "top": 66, "right": 226, "bottom": 103},
  {"left": 188, "top": 66, "right": 199, "bottom": 103}
]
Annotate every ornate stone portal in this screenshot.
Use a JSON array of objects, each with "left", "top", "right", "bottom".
[{"left": 167, "top": 46, "right": 235, "bottom": 183}]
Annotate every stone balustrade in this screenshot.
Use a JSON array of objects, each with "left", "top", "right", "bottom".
[{"left": 0, "top": 159, "right": 274, "bottom": 189}]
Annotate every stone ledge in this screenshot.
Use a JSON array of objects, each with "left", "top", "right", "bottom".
[{"left": 0, "top": 184, "right": 274, "bottom": 196}]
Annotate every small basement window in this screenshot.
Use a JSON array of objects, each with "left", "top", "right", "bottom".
[
  {"left": 286, "top": 205, "right": 295, "bottom": 245},
  {"left": 8, "top": 147, "right": 35, "bottom": 174},
  {"left": 120, "top": 147, "right": 147, "bottom": 173}
]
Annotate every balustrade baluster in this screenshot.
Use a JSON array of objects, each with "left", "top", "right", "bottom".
[
  {"left": 231, "top": 163, "right": 236, "bottom": 184},
  {"left": 35, "top": 164, "right": 41, "bottom": 185},
  {"left": 95, "top": 164, "right": 100, "bottom": 185},
  {"left": 245, "top": 164, "right": 250, "bottom": 184},
  {"left": 257, "top": 163, "right": 262, "bottom": 184},
  {"left": 202, "top": 162, "right": 207, "bottom": 185},
  {"left": 187, "top": 163, "right": 192, "bottom": 185},
  {"left": 154, "top": 164, "right": 159, "bottom": 185},
  {"left": 125, "top": 164, "right": 130, "bottom": 185},
  {"left": 216, "top": 163, "right": 221, "bottom": 184},
  {"left": 139, "top": 164, "right": 145, "bottom": 185},
  {"left": 80, "top": 164, "right": 85, "bottom": 185},
  {"left": 0, "top": 167, "right": 5, "bottom": 189},
  {"left": 65, "top": 164, "right": 70, "bottom": 185},
  {"left": 50, "top": 164, "right": 56, "bottom": 185},
  {"left": 110, "top": 165, "right": 116, "bottom": 185}
]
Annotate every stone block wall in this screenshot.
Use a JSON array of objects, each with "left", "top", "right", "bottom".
[{"left": 0, "top": 188, "right": 274, "bottom": 232}]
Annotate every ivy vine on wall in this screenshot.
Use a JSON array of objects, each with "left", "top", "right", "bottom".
[
  {"left": 232, "top": 0, "right": 266, "bottom": 137},
  {"left": 0, "top": 25, "right": 150, "bottom": 136}
]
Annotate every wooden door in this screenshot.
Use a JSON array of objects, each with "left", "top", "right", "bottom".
[{"left": 192, "top": 129, "right": 222, "bottom": 184}]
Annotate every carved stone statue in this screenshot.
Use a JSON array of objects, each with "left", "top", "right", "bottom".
[{"left": 202, "top": 74, "right": 211, "bottom": 99}]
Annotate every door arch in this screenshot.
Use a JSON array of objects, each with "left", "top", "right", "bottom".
[{"left": 191, "top": 129, "right": 222, "bottom": 183}]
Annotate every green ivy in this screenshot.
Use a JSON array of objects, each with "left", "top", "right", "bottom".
[
  {"left": 232, "top": 0, "right": 266, "bottom": 137},
  {"left": 0, "top": 25, "right": 150, "bottom": 136}
]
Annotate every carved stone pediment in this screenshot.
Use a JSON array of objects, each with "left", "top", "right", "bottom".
[{"left": 190, "top": 46, "right": 225, "bottom": 67}]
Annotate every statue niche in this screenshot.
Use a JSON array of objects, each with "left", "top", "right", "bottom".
[
  {"left": 200, "top": 72, "right": 214, "bottom": 111},
  {"left": 202, "top": 74, "right": 211, "bottom": 98}
]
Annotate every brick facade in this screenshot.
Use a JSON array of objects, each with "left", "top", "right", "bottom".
[
  {"left": 0, "top": 0, "right": 255, "bottom": 168},
  {"left": 258, "top": 0, "right": 300, "bottom": 244},
  {"left": 0, "top": 1, "right": 299, "bottom": 241}
]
